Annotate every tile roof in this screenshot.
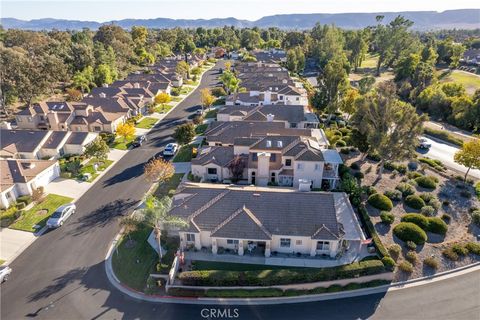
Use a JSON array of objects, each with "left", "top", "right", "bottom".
[
  {"left": 66, "top": 132, "right": 90, "bottom": 145},
  {"left": 42, "top": 131, "right": 68, "bottom": 149},
  {"left": 1, "top": 159, "right": 57, "bottom": 191},
  {"left": 170, "top": 184, "right": 345, "bottom": 240},
  {"left": 0, "top": 129, "right": 50, "bottom": 153},
  {"left": 191, "top": 146, "right": 238, "bottom": 167}
]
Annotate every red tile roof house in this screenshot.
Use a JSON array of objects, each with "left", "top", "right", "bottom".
[{"left": 0, "top": 159, "right": 60, "bottom": 209}]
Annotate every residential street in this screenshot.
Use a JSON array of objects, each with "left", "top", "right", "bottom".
[{"left": 420, "top": 136, "right": 480, "bottom": 179}]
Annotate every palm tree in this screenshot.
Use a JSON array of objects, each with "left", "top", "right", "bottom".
[{"left": 141, "top": 196, "right": 188, "bottom": 264}]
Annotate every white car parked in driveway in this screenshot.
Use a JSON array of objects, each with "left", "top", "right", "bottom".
[
  {"left": 163, "top": 143, "right": 179, "bottom": 156},
  {"left": 0, "top": 265, "right": 12, "bottom": 283},
  {"left": 46, "top": 203, "right": 76, "bottom": 228}
]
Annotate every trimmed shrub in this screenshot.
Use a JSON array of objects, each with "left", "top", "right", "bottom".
[
  {"left": 420, "top": 206, "right": 435, "bottom": 217},
  {"left": 398, "top": 261, "right": 414, "bottom": 273},
  {"left": 442, "top": 248, "right": 459, "bottom": 261},
  {"left": 211, "top": 87, "right": 227, "bottom": 97},
  {"left": 405, "top": 195, "right": 426, "bottom": 210},
  {"left": 364, "top": 186, "right": 378, "bottom": 196},
  {"left": 427, "top": 217, "right": 448, "bottom": 235},
  {"left": 407, "top": 171, "right": 423, "bottom": 179},
  {"left": 419, "top": 193, "right": 436, "bottom": 203},
  {"left": 16, "top": 195, "right": 32, "bottom": 205},
  {"left": 471, "top": 210, "right": 480, "bottom": 227},
  {"left": 418, "top": 157, "right": 446, "bottom": 171},
  {"left": 415, "top": 176, "right": 437, "bottom": 189},
  {"left": 405, "top": 251, "right": 418, "bottom": 264},
  {"left": 401, "top": 213, "right": 429, "bottom": 230},
  {"left": 423, "top": 257, "right": 439, "bottom": 269},
  {"left": 350, "top": 162, "right": 360, "bottom": 170},
  {"left": 384, "top": 190, "right": 402, "bottom": 201},
  {"left": 380, "top": 211, "right": 395, "bottom": 224},
  {"left": 178, "top": 259, "right": 386, "bottom": 286},
  {"left": 396, "top": 183, "right": 415, "bottom": 197},
  {"left": 336, "top": 140, "right": 347, "bottom": 147},
  {"left": 406, "top": 241, "right": 417, "bottom": 251},
  {"left": 429, "top": 198, "right": 441, "bottom": 210},
  {"left": 381, "top": 257, "right": 395, "bottom": 271},
  {"left": 388, "top": 244, "right": 402, "bottom": 260},
  {"left": 366, "top": 153, "right": 381, "bottom": 162},
  {"left": 368, "top": 194, "right": 393, "bottom": 211},
  {"left": 441, "top": 214, "right": 451, "bottom": 223},
  {"left": 452, "top": 244, "right": 469, "bottom": 256},
  {"left": 60, "top": 172, "right": 72, "bottom": 179},
  {"left": 354, "top": 171, "right": 364, "bottom": 179},
  {"left": 393, "top": 222, "right": 427, "bottom": 245},
  {"left": 465, "top": 242, "right": 480, "bottom": 255}
]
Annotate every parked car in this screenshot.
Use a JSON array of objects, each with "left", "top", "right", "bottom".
[
  {"left": 163, "top": 143, "right": 179, "bottom": 156},
  {"left": 132, "top": 135, "right": 147, "bottom": 148},
  {"left": 0, "top": 265, "right": 12, "bottom": 283},
  {"left": 195, "top": 108, "right": 204, "bottom": 116},
  {"left": 418, "top": 137, "right": 432, "bottom": 149},
  {"left": 46, "top": 203, "right": 76, "bottom": 228}
]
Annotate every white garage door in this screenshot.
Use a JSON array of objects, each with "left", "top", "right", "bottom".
[{"left": 33, "top": 165, "right": 60, "bottom": 188}]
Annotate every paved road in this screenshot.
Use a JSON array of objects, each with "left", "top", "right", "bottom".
[
  {"left": 2, "top": 61, "right": 479, "bottom": 320},
  {"left": 420, "top": 136, "right": 480, "bottom": 179}
]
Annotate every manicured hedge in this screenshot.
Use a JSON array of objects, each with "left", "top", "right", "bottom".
[
  {"left": 401, "top": 213, "right": 448, "bottom": 235},
  {"left": 415, "top": 176, "right": 437, "bottom": 189},
  {"left": 393, "top": 222, "right": 427, "bottom": 245},
  {"left": 178, "top": 259, "right": 386, "bottom": 286},
  {"left": 423, "top": 127, "right": 463, "bottom": 146},
  {"left": 401, "top": 213, "right": 429, "bottom": 230},
  {"left": 427, "top": 217, "right": 448, "bottom": 235},
  {"left": 358, "top": 205, "right": 389, "bottom": 258},
  {"left": 405, "top": 195, "right": 426, "bottom": 210},
  {"left": 368, "top": 193, "right": 393, "bottom": 211},
  {"left": 380, "top": 211, "right": 395, "bottom": 224}
]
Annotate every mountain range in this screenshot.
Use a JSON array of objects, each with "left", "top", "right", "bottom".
[{"left": 1, "top": 9, "right": 479, "bottom": 31}]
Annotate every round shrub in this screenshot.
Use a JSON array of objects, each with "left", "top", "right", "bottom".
[
  {"left": 423, "top": 257, "right": 439, "bottom": 269},
  {"left": 428, "top": 217, "right": 448, "bottom": 235},
  {"left": 380, "top": 211, "right": 395, "bottom": 224},
  {"left": 335, "top": 140, "right": 347, "bottom": 147},
  {"left": 364, "top": 186, "right": 378, "bottom": 196},
  {"left": 452, "top": 244, "right": 469, "bottom": 256},
  {"left": 381, "top": 257, "right": 395, "bottom": 271},
  {"left": 354, "top": 171, "right": 364, "bottom": 179},
  {"left": 406, "top": 240, "right": 417, "bottom": 251},
  {"left": 350, "top": 162, "right": 360, "bottom": 170},
  {"left": 415, "top": 176, "right": 437, "bottom": 189},
  {"left": 401, "top": 213, "right": 429, "bottom": 230},
  {"left": 398, "top": 261, "right": 414, "bottom": 273},
  {"left": 395, "top": 183, "right": 415, "bottom": 197},
  {"left": 419, "top": 193, "right": 436, "bottom": 203},
  {"left": 420, "top": 206, "right": 435, "bottom": 217},
  {"left": 441, "top": 214, "right": 451, "bottom": 223},
  {"left": 429, "top": 198, "right": 441, "bottom": 210},
  {"left": 388, "top": 244, "right": 402, "bottom": 261},
  {"left": 384, "top": 190, "right": 402, "bottom": 201},
  {"left": 407, "top": 171, "right": 423, "bottom": 179},
  {"left": 405, "top": 195, "right": 426, "bottom": 210},
  {"left": 405, "top": 251, "right": 417, "bottom": 264},
  {"left": 368, "top": 193, "right": 393, "bottom": 211},
  {"left": 465, "top": 242, "right": 480, "bottom": 255},
  {"left": 393, "top": 222, "right": 427, "bottom": 245},
  {"left": 472, "top": 210, "right": 480, "bottom": 227}
]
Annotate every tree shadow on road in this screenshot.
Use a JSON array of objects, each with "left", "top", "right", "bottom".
[
  {"left": 102, "top": 163, "right": 145, "bottom": 187},
  {"left": 66, "top": 199, "right": 138, "bottom": 237}
]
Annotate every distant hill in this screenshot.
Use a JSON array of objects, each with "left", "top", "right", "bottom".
[{"left": 1, "top": 9, "right": 479, "bottom": 31}]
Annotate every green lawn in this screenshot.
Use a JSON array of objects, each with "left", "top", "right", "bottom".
[
  {"left": 173, "top": 144, "right": 198, "bottom": 162},
  {"left": 180, "top": 86, "right": 194, "bottom": 95},
  {"left": 79, "top": 158, "right": 114, "bottom": 182},
  {"left": 110, "top": 136, "right": 134, "bottom": 150},
  {"left": 135, "top": 117, "right": 158, "bottom": 129},
  {"left": 154, "top": 104, "right": 174, "bottom": 113},
  {"left": 0, "top": 259, "right": 5, "bottom": 265},
  {"left": 171, "top": 96, "right": 182, "bottom": 102},
  {"left": 153, "top": 173, "right": 184, "bottom": 198},
  {"left": 191, "top": 261, "right": 305, "bottom": 271},
  {"left": 438, "top": 69, "right": 480, "bottom": 95},
  {"left": 204, "top": 109, "right": 218, "bottom": 119},
  {"left": 195, "top": 123, "right": 208, "bottom": 135},
  {"left": 111, "top": 225, "right": 158, "bottom": 291},
  {"left": 10, "top": 194, "right": 73, "bottom": 232}
]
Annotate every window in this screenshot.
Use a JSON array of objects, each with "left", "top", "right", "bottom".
[
  {"left": 290, "top": 123, "right": 297, "bottom": 128},
  {"left": 324, "top": 163, "right": 333, "bottom": 170},
  {"left": 279, "top": 95, "right": 284, "bottom": 100},
  {"left": 271, "top": 172, "right": 275, "bottom": 183},
  {"left": 297, "top": 163, "right": 304, "bottom": 170},
  {"left": 316, "top": 241, "right": 330, "bottom": 251},
  {"left": 269, "top": 153, "right": 276, "bottom": 162},
  {"left": 315, "top": 164, "right": 321, "bottom": 171},
  {"left": 296, "top": 97, "right": 300, "bottom": 101},
  {"left": 94, "top": 126, "right": 101, "bottom": 132},
  {"left": 227, "top": 239, "right": 239, "bottom": 245},
  {"left": 186, "top": 233, "right": 196, "bottom": 242},
  {"left": 285, "top": 159, "right": 292, "bottom": 167},
  {"left": 207, "top": 168, "right": 217, "bottom": 175},
  {"left": 28, "top": 117, "right": 33, "bottom": 122},
  {"left": 251, "top": 153, "right": 258, "bottom": 161},
  {"left": 295, "top": 240, "right": 302, "bottom": 245},
  {"left": 280, "top": 238, "right": 291, "bottom": 248}
]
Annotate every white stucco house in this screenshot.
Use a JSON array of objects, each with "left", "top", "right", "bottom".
[{"left": 0, "top": 159, "right": 60, "bottom": 208}]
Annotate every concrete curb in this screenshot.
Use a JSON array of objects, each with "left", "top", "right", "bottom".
[{"left": 104, "top": 232, "right": 480, "bottom": 305}]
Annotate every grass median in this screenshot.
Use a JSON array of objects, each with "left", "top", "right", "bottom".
[{"left": 135, "top": 117, "right": 158, "bottom": 129}]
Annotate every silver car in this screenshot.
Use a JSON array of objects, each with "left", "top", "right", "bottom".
[
  {"left": 46, "top": 203, "right": 76, "bottom": 228},
  {"left": 163, "top": 143, "right": 179, "bottom": 156},
  {"left": 0, "top": 265, "right": 12, "bottom": 283}
]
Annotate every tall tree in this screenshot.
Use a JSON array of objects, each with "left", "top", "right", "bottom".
[
  {"left": 144, "top": 158, "right": 175, "bottom": 183},
  {"left": 454, "top": 139, "right": 480, "bottom": 182},
  {"left": 351, "top": 81, "right": 427, "bottom": 179},
  {"left": 315, "top": 55, "right": 349, "bottom": 116},
  {"left": 200, "top": 88, "right": 215, "bottom": 111},
  {"left": 173, "top": 123, "right": 196, "bottom": 145},
  {"left": 116, "top": 122, "right": 135, "bottom": 142},
  {"left": 84, "top": 137, "right": 109, "bottom": 160}
]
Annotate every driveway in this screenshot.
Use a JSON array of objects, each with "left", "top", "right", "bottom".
[
  {"left": 0, "top": 229, "right": 36, "bottom": 264},
  {"left": 419, "top": 136, "right": 480, "bottom": 179}
]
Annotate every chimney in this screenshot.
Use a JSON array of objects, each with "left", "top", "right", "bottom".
[{"left": 266, "top": 114, "right": 274, "bottom": 122}]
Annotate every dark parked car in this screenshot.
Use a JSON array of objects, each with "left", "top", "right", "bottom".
[{"left": 132, "top": 135, "right": 147, "bottom": 148}]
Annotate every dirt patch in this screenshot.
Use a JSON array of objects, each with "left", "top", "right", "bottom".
[{"left": 36, "top": 209, "right": 48, "bottom": 216}]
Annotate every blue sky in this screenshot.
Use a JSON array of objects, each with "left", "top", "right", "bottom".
[{"left": 2, "top": 0, "right": 480, "bottom": 21}]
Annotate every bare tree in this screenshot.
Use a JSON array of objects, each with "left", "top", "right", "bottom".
[{"left": 144, "top": 158, "right": 175, "bottom": 183}]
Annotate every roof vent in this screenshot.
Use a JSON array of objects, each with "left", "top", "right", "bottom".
[{"left": 253, "top": 193, "right": 260, "bottom": 197}]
